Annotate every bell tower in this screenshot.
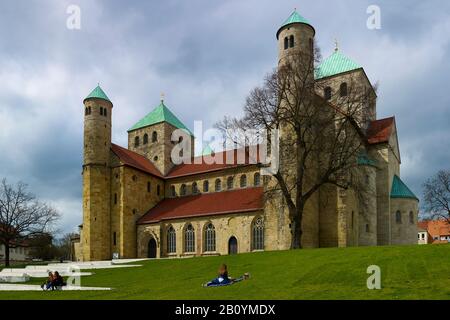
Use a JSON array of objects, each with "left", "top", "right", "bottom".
[{"left": 82, "top": 85, "right": 113, "bottom": 261}]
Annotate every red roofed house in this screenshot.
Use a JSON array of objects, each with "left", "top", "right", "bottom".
[
  {"left": 74, "top": 9, "right": 419, "bottom": 261},
  {"left": 417, "top": 220, "right": 450, "bottom": 245}
]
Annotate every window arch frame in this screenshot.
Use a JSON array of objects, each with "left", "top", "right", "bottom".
[
  {"left": 204, "top": 223, "right": 216, "bottom": 252},
  {"left": 254, "top": 172, "right": 261, "bottom": 186},
  {"left": 227, "top": 176, "right": 234, "bottom": 190},
  {"left": 240, "top": 174, "right": 247, "bottom": 188},
  {"left": 340, "top": 82, "right": 348, "bottom": 97},
  {"left": 184, "top": 224, "right": 195, "bottom": 253},
  {"left": 203, "top": 180, "right": 209, "bottom": 193},
  {"left": 284, "top": 37, "right": 289, "bottom": 50},
  {"left": 192, "top": 182, "right": 199, "bottom": 194},
  {"left": 395, "top": 210, "right": 402, "bottom": 224},
  {"left": 252, "top": 217, "right": 264, "bottom": 251},
  {"left": 289, "top": 35, "right": 294, "bottom": 48},
  {"left": 166, "top": 226, "right": 176, "bottom": 254},
  {"left": 143, "top": 133, "right": 149, "bottom": 145},
  {"left": 152, "top": 131, "right": 158, "bottom": 143},
  {"left": 215, "top": 179, "right": 221, "bottom": 192}
]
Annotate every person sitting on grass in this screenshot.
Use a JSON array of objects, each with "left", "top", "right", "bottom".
[
  {"left": 51, "top": 271, "right": 66, "bottom": 290},
  {"left": 41, "top": 272, "right": 54, "bottom": 291}
]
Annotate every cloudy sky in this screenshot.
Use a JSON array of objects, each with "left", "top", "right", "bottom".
[{"left": 0, "top": 0, "right": 449, "bottom": 233}]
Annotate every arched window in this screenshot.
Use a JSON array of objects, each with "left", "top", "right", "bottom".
[
  {"left": 203, "top": 180, "right": 209, "bottom": 193},
  {"left": 143, "top": 133, "right": 148, "bottom": 144},
  {"left": 152, "top": 131, "right": 157, "bottom": 142},
  {"left": 409, "top": 211, "right": 414, "bottom": 224},
  {"left": 324, "top": 87, "right": 332, "bottom": 100},
  {"left": 184, "top": 224, "right": 195, "bottom": 253},
  {"left": 134, "top": 136, "right": 140, "bottom": 147},
  {"left": 100, "top": 107, "right": 104, "bottom": 116},
  {"left": 289, "top": 35, "right": 294, "bottom": 48},
  {"left": 227, "top": 177, "right": 234, "bottom": 190},
  {"left": 252, "top": 217, "right": 264, "bottom": 250},
  {"left": 340, "top": 82, "right": 348, "bottom": 97},
  {"left": 254, "top": 173, "right": 261, "bottom": 186},
  {"left": 104, "top": 108, "right": 107, "bottom": 117},
  {"left": 204, "top": 223, "right": 216, "bottom": 252},
  {"left": 395, "top": 210, "right": 402, "bottom": 224},
  {"left": 167, "top": 226, "right": 176, "bottom": 254},
  {"left": 180, "top": 184, "right": 187, "bottom": 196},
  {"left": 284, "top": 37, "right": 288, "bottom": 50},
  {"left": 240, "top": 175, "right": 247, "bottom": 188},
  {"left": 171, "top": 185, "right": 176, "bottom": 197},
  {"left": 192, "top": 182, "right": 199, "bottom": 194},
  {"left": 215, "top": 179, "right": 221, "bottom": 192}
]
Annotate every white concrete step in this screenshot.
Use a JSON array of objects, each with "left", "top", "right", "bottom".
[{"left": 0, "top": 284, "right": 111, "bottom": 291}]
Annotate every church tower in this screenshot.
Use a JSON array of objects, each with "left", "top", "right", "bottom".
[
  {"left": 82, "top": 85, "right": 113, "bottom": 261},
  {"left": 277, "top": 9, "right": 315, "bottom": 83}
]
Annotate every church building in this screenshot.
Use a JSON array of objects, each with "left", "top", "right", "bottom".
[{"left": 74, "top": 10, "right": 418, "bottom": 261}]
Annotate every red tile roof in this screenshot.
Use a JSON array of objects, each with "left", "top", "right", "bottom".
[
  {"left": 166, "top": 146, "right": 264, "bottom": 178},
  {"left": 366, "top": 117, "right": 395, "bottom": 145},
  {"left": 111, "top": 143, "right": 163, "bottom": 178},
  {"left": 418, "top": 220, "right": 450, "bottom": 244},
  {"left": 138, "top": 187, "right": 264, "bottom": 224}
]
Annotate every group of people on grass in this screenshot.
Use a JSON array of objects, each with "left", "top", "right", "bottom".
[{"left": 40, "top": 271, "right": 66, "bottom": 291}]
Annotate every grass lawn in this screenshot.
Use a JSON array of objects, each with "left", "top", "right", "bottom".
[{"left": 0, "top": 244, "right": 449, "bottom": 300}]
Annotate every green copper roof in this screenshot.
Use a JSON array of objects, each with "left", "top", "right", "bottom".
[
  {"left": 201, "top": 144, "right": 215, "bottom": 156},
  {"left": 390, "top": 175, "right": 419, "bottom": 200},
  {"left": 128, "top": 101, "right": 192, "bottom": 135},
  {"left": 276, "top": 10, "right": 313, "bottom": 38},
  {"left": 357, "top": 153, "right": 376, "bottom": 166},
  {"left": 84, "top": 85, "right": 111, "bottom": 103},
  {"left": 315, "top": 50, "right": 362, "bottom": 80}
]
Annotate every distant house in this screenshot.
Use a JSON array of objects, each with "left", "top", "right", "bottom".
[
  {"left": 0, "top": 244, "right": 30, "bottom": 262},
  {"left": 417, "top": 220, "right": 450, "bottom": 244}
]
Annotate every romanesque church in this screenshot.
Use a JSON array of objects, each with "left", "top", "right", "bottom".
[{"left": 74, "top": 10, "right": 418, "bottom": 261}]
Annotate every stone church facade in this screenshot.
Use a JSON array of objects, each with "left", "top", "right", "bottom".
[{"left": 74, "top": 10, "right": 418, "bottom": 261}]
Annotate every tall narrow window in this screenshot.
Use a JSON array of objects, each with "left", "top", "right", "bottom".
[
  {"left": 88, "top": 107, "right": 91, "bottom": 115},
  {"left": 254, "top": 173, "right": 261, "bottom": 186},
  {"left": 104, "top": 108, "right": 107, "bottom": 117},
  {"left": 167, "top": 226, "right": 176, "bottom": 254},
  {"left": 143, "top": 133, "right": 148, "bottom": 144},
  {"left": 184, "top": 224, "right": 195, "bottom": 253},
  {"left": 171, "top": 185, "right": 176, "bottom": 197},
  {"left": 227, "top": 177, "right": 234, "bottom": 190},
  {"left": 215, "top": 179, "right": 221, "bottom": 192},
  {"left": 147, "top": 182, "right": 151, "bottom": 193},
  {"left": 134, "top": 136, "right": 140, "bottom": 147},
  {"left": 340, "top": 82, "right": 348, "bottom": 97},
  {"left": 284, "top": 37, "right": 288, "bottom": 50},
  {"left": 366, "top": 224, "right": 370, "bottom": 232},
  {"left": 113, "top": 232, "right": 117, "bottom": 246},
  {"left": 180, "top": 184, "right": 187, "bottom": 196},
  {"left": 203, "top": 180, "right": 209, "bottom": 193},
  {"left": 289, "top": 35, "right": 294, "bottom": 48},
  {"left": 85, "top": 107, "right": 88, "bottom": 116},
  {"left": 240, "top": 175, "right": 247, "bottom": 188},
  {"left": 192, "top": 182, "right": 199, "bottom": 194},
  {"left": 114, "top": 193, "right": 117, "bottom": 205},
  {"left": 152, "top": 131, "right": 157, "bottom": 142},
  {"left": 252, "top": 217, "right": 264, "bottom": 250},
  {"left": 324, "top": 87, "right": 332, "bottom": 100},
  {"left": 100, "top": 107, "right": 104, "bottom": 116},
  {"left": 204, "top": 223, "right": 216, "bottom": 252},
  {"left": 409, "top": 211, "right": 414, "bottom": 224},
  {"left": 395, "top": 210, "right": 402, "bottom": 224},
  {"left": 157, "top": 185, "right": 161, "bottom": 196}
]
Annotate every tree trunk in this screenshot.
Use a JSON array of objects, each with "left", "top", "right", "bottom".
[
  {"left": 5, "top": 243, "right": 10, "bottom": 267},
  {"left": 291, "top": 205, "right": 304, "bottom": 249}
]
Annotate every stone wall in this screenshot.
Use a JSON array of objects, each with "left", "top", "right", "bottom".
[{"left": 390, "top": 198, "right": 419, "bottom": 245}]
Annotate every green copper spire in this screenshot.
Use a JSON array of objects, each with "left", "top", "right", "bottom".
[
  {"left": 84, "top": 85, "right": 111, "bottom": 103},
  {"left": 201, "top": 144, "right": 215, "bottom": 156},
  {"left": 128, "top": 100, "right": 192, "bottom": 135},
  {"left": 315, "top": 49, "right": 362, "bottom": 80},
  {"left": 276, "top": 9, "right": 313, "bottom": 39},
  {"left": 390, "top": 175, "right": 419, "bottom": 200}
]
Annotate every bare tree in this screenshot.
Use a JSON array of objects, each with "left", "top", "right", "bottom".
[
  {"left": 0, "top": 178, "right": 60, "bottom": 266},
  {"left": 423, "top": 170, "right": 450, "bottom": 223},
  {"left": 216, "top": 49, "right": 375, "bottom": 249}
]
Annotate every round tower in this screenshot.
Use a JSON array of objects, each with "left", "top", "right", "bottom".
[
  {"left": 83, "top": 85, "right": 113, "bottom": 166},
  {"left": 276, "top": 9, "right": 315, "bottom": 82},
  {"left": 82, "top": 85, "right": 113, "bottom": 261}
]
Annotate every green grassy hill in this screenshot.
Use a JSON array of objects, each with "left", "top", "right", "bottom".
[{"left": 1, "top": 244, "right": 449, "bottom": 300}]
